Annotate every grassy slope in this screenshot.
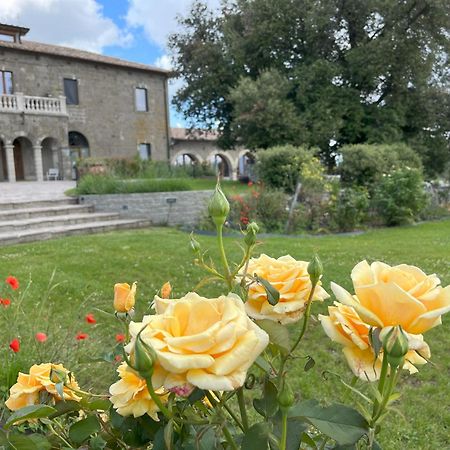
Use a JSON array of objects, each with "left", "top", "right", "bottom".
[{"left": 0, "top": 220, "right": 449, "bottom": 448}]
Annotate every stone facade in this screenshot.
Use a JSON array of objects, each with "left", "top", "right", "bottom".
[
  {"left": 79, "top": 190, "right": 213, "bottom": 226},
  {"left": 170, "top": 128, "right": 255, "bottom": 181},
  {"left": 0, "top": 24, "right": 170, "bottom": 183}
]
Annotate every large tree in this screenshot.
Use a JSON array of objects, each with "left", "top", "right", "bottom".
[{"left": 169, "top": 0, "right": 450, "bottom": 174}]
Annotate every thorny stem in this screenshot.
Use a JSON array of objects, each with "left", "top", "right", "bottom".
[
  {"left": 217, "top": 223, "right": 232, "bottom": 289},
  {"left": 222, "top": 424, "right": 239, "bottom": 450},
  {"left": 236, "top": 387, "right": 249, "bottom": 431},
  {"left": 278, "top": 282, "right": 317, "bottom": 380},
  {"left": 144, "top": 376, "right": 171, "bottom": 419},
  {"left": 279, "top": 409, "right": 288, "bottom": 450}
]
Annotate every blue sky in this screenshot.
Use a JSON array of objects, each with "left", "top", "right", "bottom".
[{"left": 0, "top": 0, "right": 220, "bottom": 127}]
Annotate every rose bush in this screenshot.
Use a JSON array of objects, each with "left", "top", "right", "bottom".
[{"left": 1, "top": 182, "right": 449, "bottom": 450}]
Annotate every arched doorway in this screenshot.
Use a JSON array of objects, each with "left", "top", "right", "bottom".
[
  {"left": 69, "top": 131, "right": 89, "bottom": 180},
  {"left": 238, "top": 152, "right": 255, "bottom": 181},
  {"left": 13, "top": 137, "right": 34, "bottom": 181},
  {"left": 174, "top": 153, "right": 200, "bottom": 176},
  {"left": 0, "top": 139, "right": 7, "bottom": 181},
  {"left": 208, "top": 154, "right": 231, "bottom": 178},
  {"left": 41, "top": 137, "right": 60, "bottom": 179}
]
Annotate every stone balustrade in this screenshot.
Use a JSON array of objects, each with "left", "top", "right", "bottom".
[{"left": 0, "top": 93, "right": 67, "bottom": 116}]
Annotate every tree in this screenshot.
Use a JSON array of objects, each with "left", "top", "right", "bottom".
[{"left": 169, "top": 0, "right": 450, "bottom": 174}]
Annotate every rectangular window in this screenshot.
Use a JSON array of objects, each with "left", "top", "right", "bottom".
[
  {"left": 0, "top": 71, "right": 13, "bottom": 95},
  {"left": 64, "top": 78, "right": 79, "bottom": 105},
  {"left": 138, "top": 143, "right": 151, "bottom": 160},
  {"left": 135, "top": 87, "right": 148, "bottom": 111}
]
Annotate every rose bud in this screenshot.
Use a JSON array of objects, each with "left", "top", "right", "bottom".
[
  {"left": 208, "top": 180, "right": 230, "bottom": 227},
  {"left": 244, "top": 222, "right": 259, "bottom": 247},
  {"left": 161, "top": 282, "right": 172, "bottom": 299},
  {"left": 132, "top": 327, "right": 157, "bottom": 379},
  {"left": 382, "top": 326, "right": 409, "bottom": 368},
  {"left": 307, "top": 254, "right": 323, "bottom": 286},
  {"left": 114, "top": 282, "right": 137, "bottom": 313}
]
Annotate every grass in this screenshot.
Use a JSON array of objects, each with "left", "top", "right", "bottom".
[
  {"left": 0, "top": 220, "right": 449, "bottom": 448},
  {"left": 69, "top": 175, "right": 250, "bottom": 196}
]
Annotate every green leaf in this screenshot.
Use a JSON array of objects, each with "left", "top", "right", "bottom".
[
  {"left": 5, "top": 433, "right": 52, "bottom": 449},
  {"left": 86, "top": 398, "right": 112, "bottom": 411},
  {"left": 241, "top": 422, "right": 270, "bottom": 450},
  {"left": 256, "top": 319, "right": 290, "bottom": 354},
  {"left": 253, "top": 379, "right": 279, "bottom": 418},
  {"left": 304, "top": 356, "right": 315, "bottom": 372},
  {"left": 69, "top": 415, "right": 101, "bottom": 444},
  {"left": 254, "top": 355, "right": 272, "bottom": 373},
  {"left": 255, "top": 276, "right": 280, "bottom": 305},
  {"left": 5, "top": 404, "right": 56, "bottom": 428},
  {"left": 188, "top": 388, "right": 207, "bottom": 405},
  {"left": 49, "top": 400, "right": 82, "bottom": 418},
  {"left": 289, "top": 400, "right": 369, "bottom": 445},
  {"left": 90, "top": 434, "right": 107, "bottom": 450}
]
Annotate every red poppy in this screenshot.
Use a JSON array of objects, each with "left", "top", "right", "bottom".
[
  {"left": 85, "top": 313, "right": 96, "bottom": 324},
  {"left": 116, "top": 333, "right": 125, "bottom": 343},
  {"left": 114, "top": 355, "right": 122, "bottom": 363},
  {"left": 0, "top": 298, "right": 11, "bottom": 307},
  {"left": 76, "top": 332, "right": 88, "bottom": 341},
  {"left": 9, "top": 338, "right": 20, "bottom": 352},
  {"left": 6, "top": 276, "right": 19, "bottom": 290},
  {"left": 248, "top": 181, "right": 253, "bottom": 186},
  {"left": 35, "top": 332, "right": 48, "bottom": 343}
]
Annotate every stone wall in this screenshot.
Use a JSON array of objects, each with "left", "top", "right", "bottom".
[{"left": 78, "top": 190, "right": 213, "bottom": 226}]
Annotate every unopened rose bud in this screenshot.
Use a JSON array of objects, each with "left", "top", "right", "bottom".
[
  {"left": 382, "top": 326, "right": 409, "bottom": 368},
  {"left": 208, "top": 181, "right": 230, "bottom": 227},
  {"left": 161, "top": 282, "right": 172, "bottom": 299},
  {"left": 114, "top": 282, "right": 137, "bottom": 313},
  {"left": 244, "top": 222, "right": 259, "bottom": 247},
  {"left": 132, "top": 327, "right": 156, "bottom": 378},
  {"left": 277, "top": 378, "right": 294, "bottom": 410},
  {"left": 50, "top": 367, "right": 67, "bottom": 384},
  {"left": 189, "top": 232, "right": 201, "bottom": 254},
  {"left": 307, "top": 254, "right": 323, "bottom": 286}
]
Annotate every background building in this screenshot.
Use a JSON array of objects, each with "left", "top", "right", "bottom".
[{"left": 0, "top": 23, "right": 170, "bottom": 182}]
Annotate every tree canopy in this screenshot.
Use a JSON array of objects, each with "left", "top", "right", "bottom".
[{"left": 169, "top": 0, "right": 450, "bottom": 175}]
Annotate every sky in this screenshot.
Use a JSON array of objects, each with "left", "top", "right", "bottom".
[{"left": 0, "top": 0, "right": 220, "bottom": 127}]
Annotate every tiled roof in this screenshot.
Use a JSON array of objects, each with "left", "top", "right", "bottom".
[
  {"left": 0, "top": 39, "right": 170, "bottom": 75},
  {"left": 171, "top": 127, "right": 218, "bottom": 141}
]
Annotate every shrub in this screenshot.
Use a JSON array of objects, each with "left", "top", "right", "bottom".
[
  {"left": 75, "top": 174, "right": 192, "bottom": 194},
  {"left": 328, "top": 186, "right": 370, "bottom": 232},
  {"left": 372, "top": 168, "right": 428, "bottom": 226},
  {"left": 256, "top": 145, "right": 317, "bottom": 193},
  {"left": 339, "top": 143, "right": 423, "bottom": 188}
]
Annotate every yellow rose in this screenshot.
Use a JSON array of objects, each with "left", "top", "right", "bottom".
[
  {"left": 331, "top": 261, "right": 450, "bottom": 334},
  {"left": 244, "top": 254, "right": 329, "bottom": 324},
  {"left": 109, "top": 363, "right": 166, "bottom": 419},
  {"left": 127, "top": 292, "right": 269, "bottom": 391},
  {"left": 114, "top": 282, "right": 137, "bottom": 313},
  {"left": 319, "top": 303, "right": 430, "bottom": 381},
  {"left": 5, "top": 363, "right": 81, "bottom": 411}
]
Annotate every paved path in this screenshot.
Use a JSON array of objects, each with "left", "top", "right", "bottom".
[{"left": 0, "top": 181, "right": 76, "bottom": 203}]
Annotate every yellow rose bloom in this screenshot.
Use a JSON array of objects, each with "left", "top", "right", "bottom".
[
  {"left": 319, "top": 303, "right": 430, "bottom": 381},
  {"left": 331, "top": 261, "right": 450, "bottom": 334},
  {"left": 114, "top": 282, "right": 137, "bottom": 313},
  {"left": 5, "top": 363, "right": 81, "bottom": 411},
  {"left": 243, "top": 254, "right": 329, "bottom": 324},
  {"left": 127, "top": 292, "right": 269, "bottom": 391},
  {"left": 109, "top": 363, "right": 166, "bottom": 419}
]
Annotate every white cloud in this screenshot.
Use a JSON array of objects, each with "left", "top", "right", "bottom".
[
  {"left": 126, "top": 0, "right": 221, "bottom": 48},
  {"left": 0, "top": 0, "right": 132, "bottom": 53}
]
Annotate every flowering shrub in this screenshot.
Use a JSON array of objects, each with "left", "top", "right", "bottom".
[{"left": 1, "top": 182, "right": 449, "bottom": 449}]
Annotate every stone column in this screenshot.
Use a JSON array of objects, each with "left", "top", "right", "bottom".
[
  {"left": 33, "top": 144, "right": 44, "bottom": 181},
  {"left": 4, "top": 144, "right": 16, "bottom": 182}
]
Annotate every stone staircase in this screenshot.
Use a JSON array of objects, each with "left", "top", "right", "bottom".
[{"left": 0, "top": 198, "right": 152, "bottom": 245}]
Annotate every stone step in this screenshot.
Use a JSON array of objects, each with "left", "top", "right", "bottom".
[
  {"left": 0, "top": 219, "right": 153, "bottom": 246},
  {"left": 0, "top": 204, "right": 94, "bottom": 220},
  {"left": 0, "top": 198, "right": 77, "bottom": 210},
  {"left": 0, "top": 212, "right": 121, "bottom": 232}
]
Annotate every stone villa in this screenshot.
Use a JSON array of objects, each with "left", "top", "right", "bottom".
[
  {"left": 0, "top": 23, "right": 171, "bottom": 182},
  {"left": 0, "top": 23, "right": 253, "bottom": 183}
]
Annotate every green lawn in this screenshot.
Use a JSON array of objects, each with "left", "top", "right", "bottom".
[{"left": 0, "top": 220, "right": 449, "bottom": 448}]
